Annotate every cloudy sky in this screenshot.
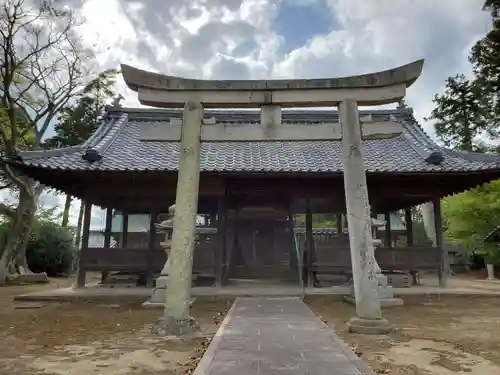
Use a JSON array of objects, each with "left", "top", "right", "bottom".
[
  {"left": 6, "top": 0, "right": 494, "bottom": 227},
  {"left": 73, "top": 0, "right": 491, "bottom": 120}
]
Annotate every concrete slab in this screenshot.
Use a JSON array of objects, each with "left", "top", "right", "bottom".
[
  {"left": 14, "top": 302, "right": 46, "bottom": 309},
  {"left": 13, "top": 282, "right": 500, "bottom": 304},
  {"left": 193, "top": 297, "right": 375, "bottom": 375}
]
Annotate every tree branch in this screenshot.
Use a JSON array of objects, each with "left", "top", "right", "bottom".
[
  {"left": 0, "top": 163, "right": 33, "bottom": 198},
  {"left": 1, "top": 0, "right": 94, "bottom": 154},
  {"left": 0, "top": 201, "right": 16, "bottom": 219}
]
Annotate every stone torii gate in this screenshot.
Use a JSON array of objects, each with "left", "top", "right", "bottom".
[{"left": 121, "top": 59, "right": 425, "bottom": 336}]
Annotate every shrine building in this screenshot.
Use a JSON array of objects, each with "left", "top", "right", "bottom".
[{"left": 7, "top": 61, "right": 500, "bottom": 293}]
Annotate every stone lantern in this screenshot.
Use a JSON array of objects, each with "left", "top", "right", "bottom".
[
  {"left": 148, "top": 204, "right": 175, "bottom": 304},
  {"left": 157, "top": 204, "right": 176, "bottom": 275},
  {"left": 145, "top": 205, "right": 217, "bottom": 305},
  {"left": 370, "top": 216, "right": 403, "bottom": 307}
]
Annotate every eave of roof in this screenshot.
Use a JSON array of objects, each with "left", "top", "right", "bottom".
[{"left": 7, "top": 107, "right": 500, "bottom": 175}]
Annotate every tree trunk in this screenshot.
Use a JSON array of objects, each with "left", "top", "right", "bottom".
[
  {"left": 74, "top": 201, "right": 84, "bottom": 248},
  {"left": 0, "top": 183, "right": 38, "bottom": 283},
  {"left": 62, "top": 195, "right": 72, "bottom": 228},
  {"left": 0, "top": 253, "right": 9, "bottom": 284}
]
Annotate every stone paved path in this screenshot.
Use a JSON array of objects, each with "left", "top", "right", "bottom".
[{"left": 194, "top": 297, "right": 374, "bottom": 375}]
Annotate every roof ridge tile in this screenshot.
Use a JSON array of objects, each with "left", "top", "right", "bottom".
[{"left": 92, "top": 114, "right": 129, "bottom": 156}]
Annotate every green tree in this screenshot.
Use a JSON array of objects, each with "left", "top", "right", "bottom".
[
  {"left": 469, "top": 0, "right": 500, "bottom": 133},
  {"left": 1, "top": 204, "right": 75, "bottom": 277},
  {"left": 0, "top": 0, "right": 94, "bottom": 282},
  {"left": 442, "top": 180, "right": 500, "bottom": 265},
  {"left": 483, "top": 0, "right": 499, "bottom": 19},
  {"left": 46, "top": 69, "right": 120, "bottom": 149},
  {"left": 44, "top": 68, "right": 120, "bottom": 228},
  {"left": 425, "top": 74, "right": 488, "bottom": 152}
]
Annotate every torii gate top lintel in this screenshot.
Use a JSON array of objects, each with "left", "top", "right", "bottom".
[{"left": 121, "top": 59, "right": 424, "bottom": 108}]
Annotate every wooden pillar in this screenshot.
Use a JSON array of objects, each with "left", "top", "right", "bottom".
[
  {"left": 336, "top": 212, "right": 342, "bottom": 236},
  {"left": 225, "top": 205, "right": 239, "bottom": 283},
  {"left": 305, "top": 200, "right": 314, "bottom": 287},
  {"left": 216, "top": 196, "right": 227, "bottom": 287},
  {"left": 384, "top": 212, "right": 392, "bottom": 248},
  {"left": 121, "top": 213, "right": 129, "bottom": 248},
  {"left": 288, "top": 214, "right": 300, "bottom": 284},
  {"left": 433, "top": 198, "right": 448, "bottom": 287},
  {"left": 100, "top": 207, "right": 113, "bottom": 284},
  {"left": 146, "top": 212, "right": 157, "bottom": 288},
  {"left": 404, "top": 207, "right": 414, "bottom": 246},
  {"left": 288, "top": 214, "right": 294, "bottom": 270},
  {"left": 76, "top": 202, "right": 92, "bottom": 288}
]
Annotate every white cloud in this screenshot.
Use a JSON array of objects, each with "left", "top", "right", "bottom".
[
  {"left": 275, "top": 0, "right": 491, "bottom": 132},
  {"left": 72, "top": 0, "right": 491, "bottom": 128}
]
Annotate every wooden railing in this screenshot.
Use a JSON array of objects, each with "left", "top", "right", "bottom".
[
  {"left": 80, "top": 232, "right": 219, "bottom": 275},
  {"left": 308, "top": 246, "right": 441, "bottom": 273},
  {"left": 295, "top": 229, "right": 442, "bottom": 273},
  {"left": 81, "top": 228, "right": 442, "bottom": 279},
  {"left": 80, "top": 247, "right": 164, "bottom": 272}
]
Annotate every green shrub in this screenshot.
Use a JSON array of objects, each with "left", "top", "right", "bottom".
[{"left": 26, "top": 221, "right": 75, "bottom": 276}]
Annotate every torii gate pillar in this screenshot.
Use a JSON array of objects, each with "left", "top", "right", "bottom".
[
  {"left": 122, "top": 59, "right": 424, "bottom": 336},
  {"left": 340, "top": 99, "right": 393, "bottom": 333}
]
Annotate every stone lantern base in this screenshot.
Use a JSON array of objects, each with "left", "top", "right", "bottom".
[
  {"left": 344, "top": 272, "right": 403, "bottom": 308},
  {"left": 143, "top": 275, "right": 196, "bottom": 308},
  {"left": 374, "top": 273, "right": 404, "bottom": 307},
  {"left": 148, "top": 275, "right": 169, "bottom": 304}
]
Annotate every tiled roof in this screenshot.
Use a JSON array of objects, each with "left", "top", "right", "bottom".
[{"left": 13, "top": 107, "right": 500, "bottom": 174}]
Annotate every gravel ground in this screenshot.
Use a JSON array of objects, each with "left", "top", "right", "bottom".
[
  {"left": 307, "top": 295, "right": 500, "bottom": 375},
  {"left": 0, "top": 278, "right": 232, "bottom": 375}
]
